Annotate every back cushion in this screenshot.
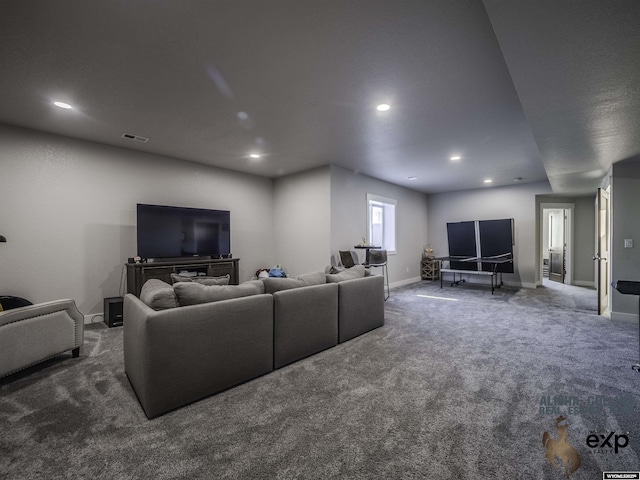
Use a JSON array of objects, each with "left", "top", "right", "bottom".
[
  {"left": 170, "top": 273, "right": 230, "bottom": 286},
  {"left": 140, "top": 279, "right": 179, "bottom": 310},
  {"left": 262, "top": 271, "right": 326, "bottom": 294},
  {"left": 174, "top": 280, "right": 265, "bottom": 306},
  {"left": 326, "top": 265, "right": 367, "bottom": 283}
]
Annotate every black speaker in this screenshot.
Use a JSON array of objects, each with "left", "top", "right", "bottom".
[{"left": 104, "top": 296, "right": 124, "bottom": 328}]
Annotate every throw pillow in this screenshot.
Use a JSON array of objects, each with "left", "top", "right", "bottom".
[
  {"left": 326, "top": 264, "right": 367, "bottom": 283},
  {"left": 0, "top": 295, "right": 33, "bottom": 311},
  {"left": 193, "top": 275, "right": 230, "bottom": 286},
  {"left": 140, "top": 279, "right": 179, "bottom": 310},
  {"left": 261, "top": 270, "right": 326, "bottom": 294},
  {"left": 173, "top": 280, "right": 265, "bottom": 306},
  {"left": 170, "top": 273, "right": 230, "bottom": 286}
]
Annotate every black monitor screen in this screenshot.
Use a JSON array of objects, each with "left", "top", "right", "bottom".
[{"left": 137, "top": 204, "right": 230, "bottom": 259}]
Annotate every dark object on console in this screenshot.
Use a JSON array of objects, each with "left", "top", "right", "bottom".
[
  {"left": 0, "top": 235, "right": 6, "bottom": 242},
  {"left": 0, "top": 296, "right": 33, "bottom": 311},
  {"left": 104, "top": 297, "right": 124, "bottom": 327},
  {"left": 612, "top": 280, "right": 640, "bottom": 373}
]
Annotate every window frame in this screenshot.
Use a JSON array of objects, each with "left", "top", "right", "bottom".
[{"left": 366, "top": 193, "right": 397, "bottom": 254}]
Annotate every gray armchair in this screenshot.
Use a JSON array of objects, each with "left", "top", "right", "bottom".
[{"left": 0, "top": 299, "right": 84, "bottom": 379}]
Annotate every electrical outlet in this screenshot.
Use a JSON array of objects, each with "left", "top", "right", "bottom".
[
  {"left": 624, "top": 239, "right": 633, "bottom": 248},
  {"left": 406, "top": 267, "right": 409, "bottom": 272}
]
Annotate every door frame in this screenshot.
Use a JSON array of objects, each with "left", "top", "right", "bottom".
[
  {"left": 540, "top": 203, "right": 574, "bottom": 285},
  {"left": 596, "top": 187, "right": 611, "bottom": 317}
]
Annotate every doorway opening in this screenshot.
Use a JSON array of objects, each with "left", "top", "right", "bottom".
[{"left": 540, "top": 203, "right": 574, "bottom": 286}]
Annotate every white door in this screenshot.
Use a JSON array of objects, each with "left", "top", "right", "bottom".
[
  {"left": 595, "top": 187, "right": 610, "bottom": 317},
  {"left": 548, "top": 210, "right": 565, "bottom": 283}
]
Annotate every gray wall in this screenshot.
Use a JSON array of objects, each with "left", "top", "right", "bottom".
[
  {"left": 611, "top": 159, "right": 640, "bottom": 319},
  {"left": 329, "top": 166, "right": 429, "bottom": 286},
  {"left": 427, "top": 181, "right": 553, "bottom": 288},
  {"left": 0, "top": 124, "right": 275, "bottom": 316},
  {"left": 273, "top": 166, "right": 331, "bottom": 276}
]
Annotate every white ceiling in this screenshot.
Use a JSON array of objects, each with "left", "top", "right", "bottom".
[{"left": 1, "top": 1, "right": 638, "bottom": 195}]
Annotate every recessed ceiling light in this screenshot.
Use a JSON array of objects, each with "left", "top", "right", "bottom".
[
  {"left": 484, "top": 179, "right": 493, "bottom": 184},
  {"left": 408, "top": 176, "right": 418, "bottom": 180},
  {"left": 376, "top": 103, "right": 390, "bottom": 112},
  {"left": 53, "top": 101, "right": 73, "bottom": 109},
  {"left": 249, "top": 153, "right": 261, "bottom": 159},
  {"left": 450, "top": 155, "right": 461, "bottom": 161}
]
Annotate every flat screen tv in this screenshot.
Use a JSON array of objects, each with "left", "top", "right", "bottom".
[{"left": 137, "top": 204, "right": 231, "bottom": 259}]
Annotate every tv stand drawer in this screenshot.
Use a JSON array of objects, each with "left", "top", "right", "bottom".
[{"left": 126, "top": 258, "right": 239, "bottom": 297}]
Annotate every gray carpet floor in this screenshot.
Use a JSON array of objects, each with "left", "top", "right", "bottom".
[{"left": 1, "top": 280, "right": 639, "bottom": 479}]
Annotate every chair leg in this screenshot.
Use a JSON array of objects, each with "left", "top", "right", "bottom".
[
  {"left": 72, "top": 347, "right": 80, "bottom": 358},
  {"left": 384, "top": 264, "right": 390, "bottom": 300}
]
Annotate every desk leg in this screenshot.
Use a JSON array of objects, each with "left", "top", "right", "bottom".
[{"left": 633, "top": 297, "right": 640, "bottom": 373}]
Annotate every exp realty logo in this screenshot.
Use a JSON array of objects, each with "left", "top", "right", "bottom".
[{"left": 587, "top": 431, "right": 630, "bottom": 454}]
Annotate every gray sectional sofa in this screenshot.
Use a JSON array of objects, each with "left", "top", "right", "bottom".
[{"left": 124, "top": 266, "right": 384, "bottom": 418}]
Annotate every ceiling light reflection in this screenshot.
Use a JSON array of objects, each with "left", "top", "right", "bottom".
[
  {"left": 417, "top": 294, "right": 459, "bottom": 302},
  {"left": 53, "top": 101, "right": 73, "bottom": 109}
]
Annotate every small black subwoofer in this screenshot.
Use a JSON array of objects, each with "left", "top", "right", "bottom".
[{"left": 104, "top": 297, "right": 124, "bottom": 328}]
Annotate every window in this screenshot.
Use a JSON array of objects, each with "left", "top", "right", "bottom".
[{"left": 366, "top": 193, "right": 396, "bottom": 253}]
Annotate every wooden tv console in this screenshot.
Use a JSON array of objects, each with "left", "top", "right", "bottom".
[{"left": 126, "top": 258, "right": 239, "bottom": 297}]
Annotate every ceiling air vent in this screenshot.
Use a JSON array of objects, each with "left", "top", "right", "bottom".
[{"left": 122, "top": 133, "right": 149, "bottom": 143}]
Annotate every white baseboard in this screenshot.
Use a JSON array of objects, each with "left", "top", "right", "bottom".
[
  {"left": 610, "top": 311, "right": 639, "bottom": 324},
  {"left": 505, "top": 281, "right": 537, "bottom": 289},
  {"left": 573, "top": 280, "right": 596, "bottom": 288},
  {"left": 84, "top": 313, "right": 104, "bottom": 325},
  {"left": 390, "top": 276, "right": 422, "bottom": 289}
]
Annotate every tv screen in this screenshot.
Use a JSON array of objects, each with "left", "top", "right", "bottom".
[{"left": 137, "top": 204, "right": 231, "bottom": 259}]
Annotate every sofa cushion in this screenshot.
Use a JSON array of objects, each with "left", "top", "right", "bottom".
[
  {"left": 140, "top": 279, "right": 179, "bottom": 310},
  {"left": 174, "top": 280, "right": 265, "bottom": 306},
  {"left": 170, "top": 273, "right": 230, "bottom": 286},
  {"left": 261, "top": 271, "right": 326, "bottom": 294},
  {"left": 325, "top": 265, "right": 371, "bottom": 277},
  {"left": 326, "top": 265, "right": 367, "bottom": 283}
]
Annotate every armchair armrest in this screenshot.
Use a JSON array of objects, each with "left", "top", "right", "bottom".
[{"left": 0, "top": 299, "right": 84, "bottom": 378}]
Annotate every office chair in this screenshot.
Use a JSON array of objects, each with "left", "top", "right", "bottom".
[{"left": 368, "top": 249, "right": 389, "bottom": 300}]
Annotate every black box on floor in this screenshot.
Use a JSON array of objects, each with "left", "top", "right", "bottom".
[{"left": 104, "top": 296, "right": 124, "bottom": 327}]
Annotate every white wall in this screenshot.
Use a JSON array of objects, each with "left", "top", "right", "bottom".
[
  {"left": 0, "top": 124, "right": 275, "bottom": 316},
  {"left": 427, "top": 181, "right": 553, "bottom": 288},
  {"left": 611, "top": 159, "right": 640, "bottom": 319},
  {"left": 329, "top": 166, "right": 429, "bottom": 286},
  {"left": 273, "top": 166, "right": 331, "bottom": 276}
]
